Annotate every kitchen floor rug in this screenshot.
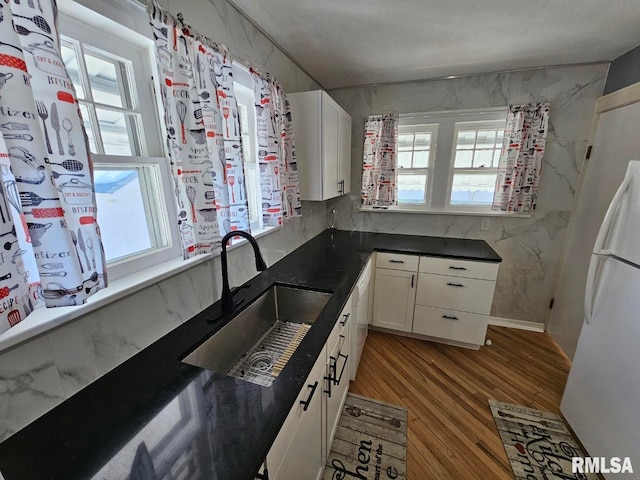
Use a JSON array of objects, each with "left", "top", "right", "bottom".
[
  {"left": 323, "top": 393, "right": 407, "bottom": 480},
  {"left": 489, "top": 399, "right": 599, "bottom": 479}
]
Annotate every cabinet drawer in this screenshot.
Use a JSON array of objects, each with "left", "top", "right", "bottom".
[
  {"left": 416, "top": 273, "right": 495, "bottom": 314},
  {"left": 413, "top": 305, "right": 488, "bottom": 345},
  {"left": 376, "top": 252, "right": 419, "bottom": 272},
  {"left": 419, "top": 256, "right": 499, "bottom": 280}
]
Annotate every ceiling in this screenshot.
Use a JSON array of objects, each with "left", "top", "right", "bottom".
[{"left": 229, "top": 0, "right": 640, "bottom": 90}]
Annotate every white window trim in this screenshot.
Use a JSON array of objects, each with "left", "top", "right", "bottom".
[{"left": 369, "top": 107, "right": 521, "bottom": 216}]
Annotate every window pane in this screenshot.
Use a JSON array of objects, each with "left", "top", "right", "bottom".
[
  {"left": 450, "top": 173, "right": 497, "bottom": 206},
  {"left": 413, "top": 150, "right": 429, "bottom": 168},
  {"left": 61, "top": 43, "right": 84, "bottom": 99},
  {"left": 476, "top": 130, "right": 497, "bottom": 148},
  {"left": 398, "top": 173, "right": 427, "bottom": 204},
  {"left": 84, "top": 52, "right": 125, "bottom": 107},
  {"left": 398, "top": 134, "right": 414, "bottom": 151},
  {"left": 79, "top": 103, "right": 97, "bottom": 154},
  {"left": 456, "top": 130, "right": 476, "bottom": 149},
  {"left": 94, "top": 168, "right": 153, "bottom": 262},
  {"left": 398, "top": 151, "right": 412, "bottom": 169},
  {"left": 473, "top": 150, "right": 493, "bottom": 168},
  {"left": 414, "top": 133, "right": 431, "bottom": 148},
  {"left": 493, "top": 149, "right": 502, "bottom": 167},
  {"left": 96, "top": 108, "right": 137, "bottom": 156},
  {"left": 454, "top": 150, "right": 472, "bottom": 168},
  {"left": 496, "top": 130, "right": 505, "bottom": 145}
]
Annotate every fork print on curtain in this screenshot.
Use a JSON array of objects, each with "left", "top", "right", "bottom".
[
  {"left": 251, "top": 73, "right": 301, "bottom": 225},
  {"left": 148, "top": 2, "right": 250, "bottom": 258},
  {"left": 0, "top": 0, "right": 107, "bottom": 333}
]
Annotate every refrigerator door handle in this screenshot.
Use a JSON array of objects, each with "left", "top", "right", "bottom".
[
  {"left": 593, "top": 174, "right": 632, "bottom": 255},
  {"left": 585, "top": 254, "right": 606, "bottom": 325}
]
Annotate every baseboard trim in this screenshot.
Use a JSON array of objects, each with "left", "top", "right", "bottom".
[{"left": 488, "top": 316, "right": 545, "bottom": 332}]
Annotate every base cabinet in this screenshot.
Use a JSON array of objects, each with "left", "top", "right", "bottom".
[
  {"left": 372, "top": 268, "right": 416, "bottom": 333},
  {"left": 372, "top": 253, "right": 499, "bottom": 348},
  {"left": 265, "top": 297, "right": 352, "bottom": 480}
]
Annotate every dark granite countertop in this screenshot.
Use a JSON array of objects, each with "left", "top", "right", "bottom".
[{"left": 0, "top": 230, "right": 500, "bottom": 480}]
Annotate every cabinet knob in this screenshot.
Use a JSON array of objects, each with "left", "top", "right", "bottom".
[
  {"left": 449, "top": 266, "right": 467, "bottom": 271},
  {"left": 442, "top": 314, "right": 459, "bottom": 320},
  {"left": 340, "top": 312, "right": 350, "bottom": 326},
  {"left": 388, "top": 259, "right": 405, "bottom": 264},
  {"left": 446, "top": 282, "right": 464, "bottom": 287}
]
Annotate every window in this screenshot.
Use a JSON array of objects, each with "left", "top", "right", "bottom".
[
  {"left": 397, "top": 125, "right": 437, "bottom": 206},
  {"left": 59, "top": 10, "right": 180, "bottom": 279},
  {"left": 393, "top": 108, "right": 507, "bottom": 213},
  {"left": 232, "top": 65, "right": 276, "bottom": 240}
]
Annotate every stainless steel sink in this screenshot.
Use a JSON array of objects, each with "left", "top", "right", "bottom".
[{"left": 181, "top": 285, "right": 331, "bottom": 386}]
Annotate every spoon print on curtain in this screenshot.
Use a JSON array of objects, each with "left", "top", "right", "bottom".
[
  {"left": 251, "top": 73, "right": 301, "bottom": 225},
  {"left": 0, "top": 0, "right": 107, "bottom": 333},
  {"left": 148, "top": 2, "right": 250, "bottom": 258}
]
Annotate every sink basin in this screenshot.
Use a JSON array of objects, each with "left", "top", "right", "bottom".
[{"left": 181, "top": 285, "right": 331, "bottom": 386}]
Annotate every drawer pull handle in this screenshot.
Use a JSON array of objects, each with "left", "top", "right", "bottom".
[
  {"left": 334, "top": 352, "right": 349, "bottom": 385},
  {"left": 388, "top": 259, "right": 405, "bottom": 264},
  {"left": 449, "top": 266, "right": 467, "bottom": 271},
  {"left": 447, "top": 282, "right": 465, "bottom": 287},
  {"left": 340, "top": 312, "right": 350, "bottom": 326},
  {"left": 411, "top": 274, "right": 414, "bottom": 288},
  {"left": 442, "top": 315, "right": 459, "bottom": 320},
  {"left": 300, "top": 381, "right": 319, "bottom": 411}
]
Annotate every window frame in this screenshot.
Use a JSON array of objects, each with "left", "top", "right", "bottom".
[
  {"left": 397, "top": 124, "right": 437, "bottom": 208},
  {"left": 59, "top": 10, "right": 181, "bottom": 280},
  {"left": 231, "top": 63, "right": 278, "bottom": 241},
  {"left": 383, "top": 107, "right": 508, "bottom": 214}
]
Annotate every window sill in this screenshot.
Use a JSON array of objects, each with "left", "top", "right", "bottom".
[
  {"left": 0, "top": 253, "right": 214, "bottom": 353},
  {"left": 359, "top": 206, "right": 532, "bottom": 218},
  {"left": 0, "top": 224, "right": 283, "bottom": 353}
]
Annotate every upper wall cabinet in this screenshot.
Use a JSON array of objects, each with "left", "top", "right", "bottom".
[{"left": 289, "top": 90, "right": 352, "bottom": 201}]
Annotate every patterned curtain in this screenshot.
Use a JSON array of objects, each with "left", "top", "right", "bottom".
[
  {"left": 492, "top": 103, "right": 550, "bottom": 212},
  {"left": 148, "top": 2, "right": 250, "bottom": 258},
  {"left": 0, "top": 0, "right": 107, "bottom": 334},
  {"left": 251, "top": 73, "right": 301, "bottom": 225},
  {"left": 362, "top": 114, "right": 398, "bottom": 207}
]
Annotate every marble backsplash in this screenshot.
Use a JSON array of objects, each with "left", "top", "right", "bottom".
[
  {"left": 0, "top": 0, "right": 325, "bottom": 443},
  {"left": 328, "top": 64, "right": 608, "bottom": 325}
]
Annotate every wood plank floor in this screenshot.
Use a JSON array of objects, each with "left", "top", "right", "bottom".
[{"left": 349, "top": 326, "right": 572, "bottom": 479}]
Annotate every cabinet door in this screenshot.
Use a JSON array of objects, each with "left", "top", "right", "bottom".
[
  {"left": 269, "top": 347, "right": 326, "bottom": 479},
  {"left": 372, "top": 268, "right": 416, "bottom": 332},
  {"left": 338, "top": 110, "right": 351, "bottom": 195},
  {"left": 326, "top": 329, "right": 350, "bottom": 455},
  {"left": 321, "top": 93, "right": 340, "bottom": 199}
]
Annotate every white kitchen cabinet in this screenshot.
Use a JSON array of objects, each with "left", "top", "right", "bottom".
[
  {"left": 266, "top": 296, "right": 353, "bottom": 480},
  {"left": 267, "top": 345, "right": 326, "bottom": 480},
  {"left": 413, "top": 256, "right": 498, "bottom": 347},
  {"left": 372, "top": 267, "right": 417, "bottom": 332},
  {"left": 288, "top": 90, "right": 351, "bottom": 201},
  {"left": 325, "top": 308, "right": 350, "bottom": 456}
]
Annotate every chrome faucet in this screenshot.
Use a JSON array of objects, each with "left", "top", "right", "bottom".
[{"left": 219, "top": 230, "right": 267, "bottom": 315}]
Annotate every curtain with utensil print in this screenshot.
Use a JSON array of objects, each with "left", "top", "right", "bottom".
[
  {"left": 148, "top": 2, "right": 250, "bottom": 258},
  {"left": 0, "top": 0, "right": 107, "bottom": 334},
  {"left": 250, "top": 73, "right": 301, "bottom": 225},
  {"left": 362, "top": 114, "right": 399, "bottom": 207},
  {"left": 491, "top": 103, "right": 550, "bottom": 212}
]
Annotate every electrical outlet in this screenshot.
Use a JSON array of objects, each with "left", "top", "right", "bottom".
[{"left": 480, "top": 218, "right": 490, "bottom": 231}]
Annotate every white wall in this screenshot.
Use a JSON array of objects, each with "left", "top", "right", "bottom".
[
  {"left": 328, "top": 64, "right": 608, "bottom": 326},
  {"left": 0, "top": 0, "right": 326, "bottom": 443}
]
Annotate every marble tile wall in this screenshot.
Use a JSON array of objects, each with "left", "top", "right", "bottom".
[
  {"left": 328, "top": 64, "right": 608, "bottom": 325},
  {"left": 0, "top": 0, "right": 327, "bottom": 442}
]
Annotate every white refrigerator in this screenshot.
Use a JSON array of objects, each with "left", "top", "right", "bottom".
[{"left": 561, "top": 160, "right": 640, "bottom": 476}]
